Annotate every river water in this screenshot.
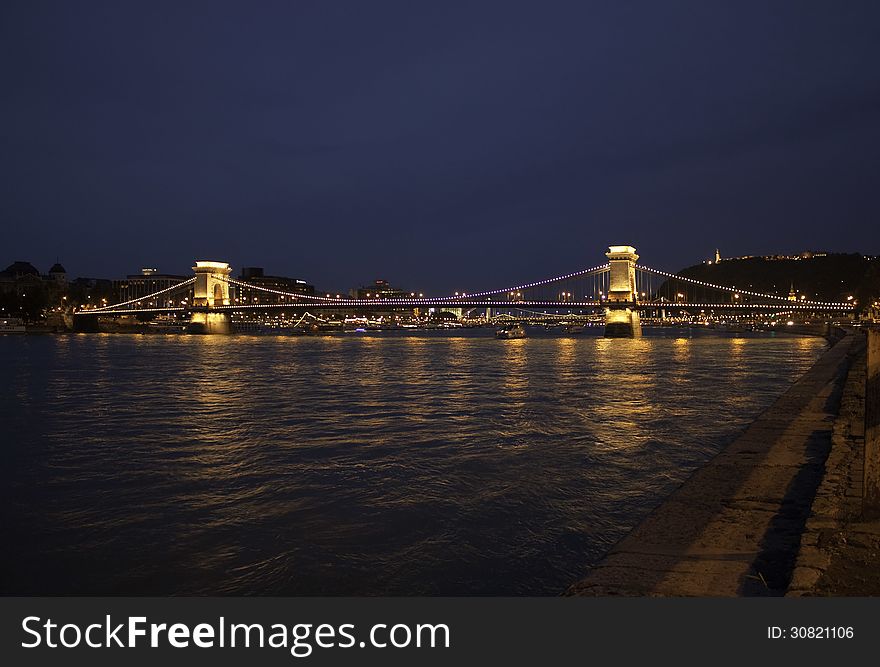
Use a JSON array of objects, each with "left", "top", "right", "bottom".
[{"left": 0, "top": 329, "right": 826, "bottom": 595}]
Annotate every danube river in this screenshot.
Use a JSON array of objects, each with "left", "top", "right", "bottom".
[{"left": 0, "top": 329, "right": 827, "bottom": 595}]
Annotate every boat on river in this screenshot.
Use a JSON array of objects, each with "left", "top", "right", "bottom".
[
  {"left": 0, "top": 317, "right": 26, "bottom": 334},
  {"left": 495, "top": 324, "right": 526, "bottom": 339}
]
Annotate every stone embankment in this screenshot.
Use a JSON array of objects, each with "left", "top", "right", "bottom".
[
  {"left": 569, "top": 330, "right": 866, "bottom": 596},
  {"left": 788, "top": 331, "right": 880, "bottom": 595}
]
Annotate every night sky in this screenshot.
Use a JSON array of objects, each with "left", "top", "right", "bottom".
[{"left": 2, "top": 1, "right": 879, "bottom": 294}]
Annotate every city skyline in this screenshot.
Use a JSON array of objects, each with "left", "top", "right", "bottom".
[
  {"left": 2, "top": 2, "right": 880, "bottom": 294},
  {"left": 3, "top": 244, "right": 875, "bottom": 302}
]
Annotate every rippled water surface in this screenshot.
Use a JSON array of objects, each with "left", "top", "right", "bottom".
[{"left": 0, "top": 329, "right": 826, "bottom": 594}]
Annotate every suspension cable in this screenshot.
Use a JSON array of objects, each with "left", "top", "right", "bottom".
[
  {"left": 220, "top": 265, "right": 612, "bottom": 304},
  {"left": 636, "top": 265, "right": 849, "bottom": 307},
  {"left": 84, "top": 277, "right": 196, "bottom": 312}
]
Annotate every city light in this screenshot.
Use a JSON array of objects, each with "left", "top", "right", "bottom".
[
  {"left": 71, "top": 257, "right": 857, "bottom": 319},
  {"left": 637, "top": 265, "right": 848, "bottom": 307}
]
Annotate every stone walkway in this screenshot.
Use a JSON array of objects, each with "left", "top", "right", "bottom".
[
  {"left": 569, "top": 333, "right": 863, "bottom": 596},
  {"left": 788, "top": 343, "right": 880, "bottom": 596}
]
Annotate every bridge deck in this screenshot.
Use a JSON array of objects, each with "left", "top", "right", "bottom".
[{"left": 76, "top": 300, "right": 852, "bottom": 316}]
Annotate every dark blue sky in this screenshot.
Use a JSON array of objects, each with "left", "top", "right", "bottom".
[{"left": 2, "top": 1, "right": 879, "bottom": 294}]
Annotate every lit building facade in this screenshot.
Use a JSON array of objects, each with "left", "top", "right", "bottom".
[
  {"left": 355, "top": 279, "right": 410, "bottom": 300},
  {"left": 236, "top": 267, "right": 315, "bottom": 304},
  {"left": 113, "top": 268, "right": 190, "bottom": 303}
]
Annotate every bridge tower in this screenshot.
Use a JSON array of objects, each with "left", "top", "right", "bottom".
[
  {"left": 189, "top": 260, "right": 232, "bottom": 334},
  {"left": 604, "top": 245, "right": 641, "bottom": 337}
]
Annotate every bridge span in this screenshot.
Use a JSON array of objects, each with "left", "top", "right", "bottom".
[{"left": 75, "top": 245, "right": 856, "bottom": 336}]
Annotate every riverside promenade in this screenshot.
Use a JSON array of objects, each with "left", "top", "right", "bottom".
[
  {"left": 788, "top": 330, "right": 880, "bottom": 595},
  {"left": 570, "top": 330, "right": 869, "bottom": 596}
]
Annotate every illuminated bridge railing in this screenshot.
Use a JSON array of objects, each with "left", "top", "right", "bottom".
[
  {"left": 220, "top": 265, "right": 614, "bottom": 307},
  {"left": 77, "top": 263, "right": 856, "bottom": 316},
  {"left": 634, "top": 266, "right": 854, "bottom": 311}
]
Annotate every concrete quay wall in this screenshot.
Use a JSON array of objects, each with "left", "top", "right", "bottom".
[
  {"left": 787, "top": 329, "right": 880, "bottom": 595},
  {"left": 569, "top": 331, "right": 864, "bottom": 596}
]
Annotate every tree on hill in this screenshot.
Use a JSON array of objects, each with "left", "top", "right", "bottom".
[{"left": 675, "top": 254, "right": 878, "bottom": 311}]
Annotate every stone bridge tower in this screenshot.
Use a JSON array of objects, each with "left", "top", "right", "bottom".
[
  {"left": 604, "top": 245, "right": 641, "bottom": 337},
  {"left": 190, "top": 260, "right": 232, "bottom": 333},
  {"left": 605, "top": 245, "right": 638, "bottom": 303},
  {"left": 192, "top": 261, "right": 232, "bottom": 307}
]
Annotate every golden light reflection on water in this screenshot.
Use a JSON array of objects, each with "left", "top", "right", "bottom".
[
  {"left": 728, "top": 336, "right": 746, "bottom": 355},
  {"left": 165, "top": 336, "right": 269, "bottom": 491},
  {"left": 724, "top": 338, "right": 749, "bottom": 400},
  {"left": 555, "top": 336, "right": 576, "bottom": 369},
  {"left": 590, "top": 337, "right": 664, "bottom": 452},
  {"left": 500, "top": 338, "right": 529, "bottom": 401},
  {"left": 443, "top": 337, "right": 469, "bottom": 398},
  {"left": 665, "top": 336, "right": 692, "bottom": 393},
  {"left": 401, "top": 335, "right": 429, "bottom": 378},
  {"left": 1, "top": 331, "right": 833, "bottom": 595},
  {"left": 397, "top": 337, "right": 438, "bottom": 432}
]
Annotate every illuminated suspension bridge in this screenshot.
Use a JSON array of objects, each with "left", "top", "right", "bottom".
[{"left": 74, "top": 245, "right": 856, "bottom": 335}]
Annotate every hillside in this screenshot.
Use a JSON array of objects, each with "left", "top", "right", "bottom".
[{"left": 675, "top": 253, "right": 880, "bottom": 310}]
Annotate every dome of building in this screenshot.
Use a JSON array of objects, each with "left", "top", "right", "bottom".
[
  {"left": 1, "top": 261, "right": 40, "bottom": 278},
  {"left": 49, "top": 263, "right": 66, "bottom": 274}
]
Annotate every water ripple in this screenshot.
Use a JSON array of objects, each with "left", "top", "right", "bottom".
[{"left": 0, "top": 330, "right": 825, "bottom": 594}]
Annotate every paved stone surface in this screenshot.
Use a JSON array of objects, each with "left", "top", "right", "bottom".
[
  {"left": 569, "top": 333, "right": 862, "bottom": 597},
  {"left": 788, "top": 334, "right": 880, "bottom": 596}
]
